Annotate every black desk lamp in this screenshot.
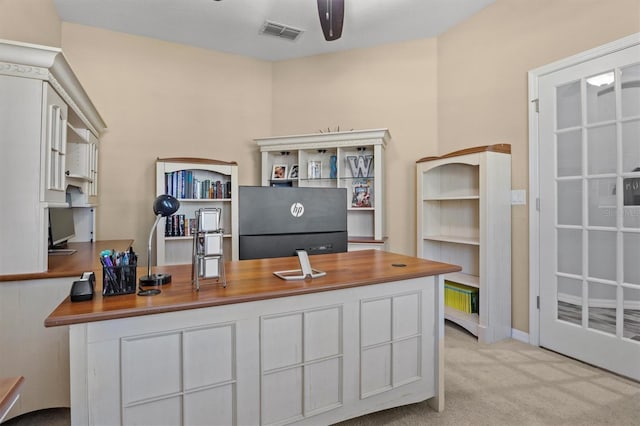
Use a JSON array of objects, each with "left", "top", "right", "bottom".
[{"left": 138, "top": 194, "right": 180, "bottom": 296}]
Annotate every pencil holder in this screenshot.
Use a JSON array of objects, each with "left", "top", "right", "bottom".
[{"left": 102, "top": 261, "right": 137, "bottom": 296}]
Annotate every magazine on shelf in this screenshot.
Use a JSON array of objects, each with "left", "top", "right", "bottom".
[{"left": 351, "top": 179, "right": 372, "bottom": 208}]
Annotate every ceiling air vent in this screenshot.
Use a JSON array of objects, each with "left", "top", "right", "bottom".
[{"left": 260, "top": 21, "right": 304, "bottom": 41}]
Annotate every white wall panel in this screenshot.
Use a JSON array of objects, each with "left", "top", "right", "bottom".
[
  {"left": 261, "top": 313, "right": 302, "bottom": 371},
  {"left": 262, "top": 368, "right": 303, "bottom": 425},
  {"left": 361, "top": 298, "right": 391, "bottom": 346},
  {"left": 361, "top": 345, "right": 392, "bottom": 397},
  {"left": 393, "top": 337, "right": 421, "bottom": 386},
  {"left": 183, "top": 324, "right": 234, "bottom": 390},
  {"left": 393, "top": 293, "right": 420, "bottom": 339},
  {"left": 305, "top": 358, "right": 342, "bottom": 415},
  {"left": 184, "top": 385, "right": 235, "bottom": 426},
  {"left": 305, "top": 306, "right": 341, "bottom": 361},
  {"left": 121, "top": 332, "right": 182, "bottom": 405},
  {"left": 123, "top": 396, "right": 181, "bottom": 426}
]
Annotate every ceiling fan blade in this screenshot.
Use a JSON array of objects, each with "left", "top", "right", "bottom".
[{"left": 317, "top": 0, "right": 344, "bottom": 41}]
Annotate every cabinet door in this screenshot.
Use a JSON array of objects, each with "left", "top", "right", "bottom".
[
  {"left": 89, "top": 133, "right": 99, "bottom": 199},
  {"left": 41, "top": 83, "right": 68, "bottom": 203}
]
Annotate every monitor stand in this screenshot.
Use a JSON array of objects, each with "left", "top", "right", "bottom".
[
  {"left": 273, "top": 250, "right": 326, "bottom": 281},
  {"left": 48, "top": 248, "right": 77, "bottom": 256}
]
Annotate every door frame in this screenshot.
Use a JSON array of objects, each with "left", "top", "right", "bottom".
[{"left": 528, "top": 32, "right": 640, "bottom": 346}]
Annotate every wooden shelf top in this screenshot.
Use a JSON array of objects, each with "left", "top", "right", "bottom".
[
  {"left": 0, "top": 240, "right": 133, "bottom": 282},
  {"left": 157, "top": 157, "right": 238, "bottom": 166},
  {"left": 45, "top": 250, "right": 461, "bottom": 327},
  {"left": 0, "top": 376, "right": 24, "bottom": 421},
  {"left": 416, "top": 144, "right": 511, "bottom": 163}
]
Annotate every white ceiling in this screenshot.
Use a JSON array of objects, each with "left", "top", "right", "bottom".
[{"left": 53, "top": 0, "right": 495, "bottom": 61}]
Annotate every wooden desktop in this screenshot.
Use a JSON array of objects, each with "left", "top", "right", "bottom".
[
  {"left": 45, "top": 250, "right": 460, "bottom": 425},
  {"left": 0, "top": 376, "right": 24, "bottom": 423}
]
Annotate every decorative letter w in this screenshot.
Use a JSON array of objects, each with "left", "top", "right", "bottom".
[{"left": 347, "top": 155, "right": 373, "bottom": 177}]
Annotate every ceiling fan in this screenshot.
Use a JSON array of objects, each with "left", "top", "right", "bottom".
[{"left": 317, "top": 0, "right": 344, "bottom": 41}]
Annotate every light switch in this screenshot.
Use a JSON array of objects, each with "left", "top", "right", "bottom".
[{"left": 511, "top": 189, "right": 526, "bottom": 205}]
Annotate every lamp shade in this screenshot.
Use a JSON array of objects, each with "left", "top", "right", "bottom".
[{"left": 153, "top": 194, "right": 180, "bottom": 217}]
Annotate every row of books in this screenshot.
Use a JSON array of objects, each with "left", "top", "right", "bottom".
[
  {"left": 165, "top": 214, "right": 197, "bottom": 237},
  {"left": 444, "top": 281, "right": 479, "bottom": 314},
  {"left": 165, "top": 171, "right": 232, "bottom": 199}
]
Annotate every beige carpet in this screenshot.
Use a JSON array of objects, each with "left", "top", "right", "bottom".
[
  {"left": 337, "top": 322, "right": 640, "bottom": 425},
  {"left": 5, "top": 323, "right": 639, "bottom": 425}
]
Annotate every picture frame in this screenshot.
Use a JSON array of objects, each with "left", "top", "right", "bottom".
[
  {"left": 308, "top": 160, "right": 322, "bottom": 179},
  {"left": 288, "top": 164, "right": 299, "bottom": 179},
  {"left": 271, "top": 164, "right": 288, "bottom": 180}
]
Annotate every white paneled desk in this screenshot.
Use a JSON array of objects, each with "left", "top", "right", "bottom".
[
  {"left": 0, "top": 240, "right": 133, "bottom": 421},
  {"left": 45, "top": 250, "right": 460, "bottom": 425}
]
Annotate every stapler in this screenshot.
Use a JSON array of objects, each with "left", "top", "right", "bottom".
[{"left": 70, "top": 272, "right": 95, "bottom": 302}]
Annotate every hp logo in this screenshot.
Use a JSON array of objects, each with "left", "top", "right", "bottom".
[{"left": 290, "top": 202, "right": 304, "bottom": 218}]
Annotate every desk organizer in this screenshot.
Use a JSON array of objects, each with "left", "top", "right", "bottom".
[
  {"left": 192, "top": 207, "right": 226, "bottom": 290},
  {"left": 102, "top": 262, "right": 137, "bottom": 296}
]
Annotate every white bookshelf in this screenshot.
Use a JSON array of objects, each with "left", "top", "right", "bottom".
[
  {"left": 416, "top": 144, "right": 512, "bottom": 343},
  {"left": 155, "top": 158, "right": 239, "bottom": 265}
]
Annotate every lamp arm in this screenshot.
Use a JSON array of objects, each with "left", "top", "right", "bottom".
[{"left": 147, "top": 214, "right": 162, "bottom": 278}]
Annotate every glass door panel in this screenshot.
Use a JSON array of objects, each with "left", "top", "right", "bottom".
[
  {"left": 587, "top": 281, "right": 617, "bottom": 336},
  {"left": 587, "top": 124, "right": 617, "bottom": 175},
  {"left": 557, "top": 229, "right": 582, "bottom": 275},
  {"left": 624, "top": 233, "right": 640, "bottom": 285},
  {"left": 557, "top": 180, "right": 582, "bottom": 226},
  {"left": 557, "top": 130, "right": 582, "bottom": 177},
  {"left": 588, "top": 230, "right": 617, "bottom": 281},
  {"left": 623, "top": 286, "right": 640, "bottom": 339},
  {"left": 586, "top": 71, "right": 616, "bottom": 124},
  {"left": 557, "top": 276, "right": 582, "bottom": 326},
  {"left": 557, "top": 81, "right": 582, "bottom": 129},
  {"left": 622, "top": 120, "right": 640, "bottom": 172},
  {"left": 588, "top": 178, "right": 616, "bottom": 227},
  {"left": 621, "top": 63, "right": 640, "bottom": 118}
]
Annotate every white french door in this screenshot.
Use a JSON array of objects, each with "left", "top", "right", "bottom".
[{"left": 535, "top": 38, "right": 640, "bottom": 380}]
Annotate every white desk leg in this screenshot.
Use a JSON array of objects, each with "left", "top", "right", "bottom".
[
  {"left": 427, "top": 274, "right": 445, "bottom": 412},
  {"left": 69, "top": 324, "right": 89, "bottom": 426}
]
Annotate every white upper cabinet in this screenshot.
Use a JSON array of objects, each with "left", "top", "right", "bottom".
[
  {"left": 0, "top": 39, "right": 106, "bottom": 274},
  {"left": 255, "top": 129, "right": 390, "bottom": 251}
]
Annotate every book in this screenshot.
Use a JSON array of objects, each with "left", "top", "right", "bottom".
[
  {"left": 444, "top": 281, "right": 478, "bottom": 314},
  {"left": 351, "top": 179, "right": 372, "bottom": 208}
]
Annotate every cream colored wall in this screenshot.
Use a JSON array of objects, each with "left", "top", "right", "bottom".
[
  {"left": 3, "top": 0, "right": 638, "bottom": 335},
  {"left": 0, "top": 0, "right": 61, "bottom": 46},
  {"left": 437, "top": 0, "right": 640, "bottom": 332},
  {"left": 271, "top": 38, "right": 439, "bottom": 255},
  {"left": 60, "top": 23, "right": 272, "bottom": 255}
]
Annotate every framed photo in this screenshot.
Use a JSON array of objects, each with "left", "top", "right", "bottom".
[
  {"left": 271, "top": 164, "right": 287, "bottom": 180},
  {"left": 308, "top": 160, "right": 322, "bottom": 179},
  {"left": 352, "top": 179, "right": 372, "bottom": 208},
  {"left": 289, "top": 164, "right": 299, "bottom": 179}
]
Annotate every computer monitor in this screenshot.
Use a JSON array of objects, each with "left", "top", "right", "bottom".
[
  {"left": 238, "top": 186, "right": 348, "bottom": 260},
  {"left": 49, "top": 207, "right": 76, "bottom": 254}
]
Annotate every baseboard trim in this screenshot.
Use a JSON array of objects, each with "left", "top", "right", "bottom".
[{"left": 511, "top": 328, "right": 529, "bottom": 343}]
